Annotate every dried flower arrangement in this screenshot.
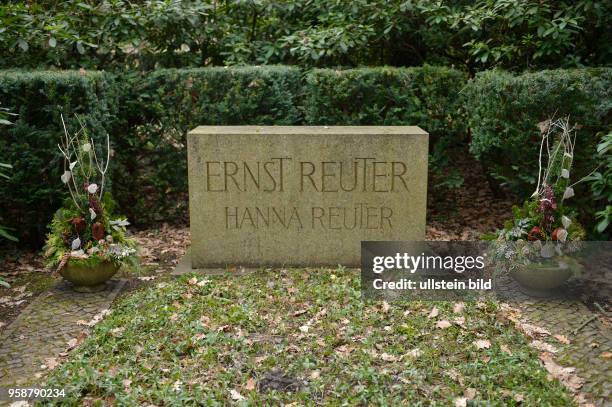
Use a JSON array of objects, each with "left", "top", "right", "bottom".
[
  {"left": 44, "top": 116, "right": 138, "bottom": 272},
  {"left": 492, "top": 117, "right": 591, "bottom": 273}
]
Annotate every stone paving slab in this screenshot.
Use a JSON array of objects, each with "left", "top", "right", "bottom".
[{"left": 0, "top": 279, "right": 125, "bottom": 390}]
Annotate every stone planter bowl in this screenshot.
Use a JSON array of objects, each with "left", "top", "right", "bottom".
[
  {"left": 511, "top": 258, "right": 581, "bottom": 296},
  {"left": 60, "top": 260, "right": 119, "bottom": 292}
]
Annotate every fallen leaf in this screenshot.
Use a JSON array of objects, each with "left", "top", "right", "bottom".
[
  {"left": 553, "top": 334, "right": 570, "bottom": 344},
  {"left": 76, "top": 309, "right": 111, "bottom": 327},
  {"left": 245, "top": 378, "right": 256, "bottom": 391},
  {"left": 173, "top": 380, "right": 182, "bottom": 392},
  {"left": 299, "top": 325, "right": 309, "bottom": 333},
  {"left": 589, "top": 342, "right": 599, "bottom": 348},
  {"left": 600, "top": 351, "right": 612, "bottom": 360},
  {"left": 514, "top": 393, "right": 525, "bottom": 402},
  {"left": 500, "top": 344, "right": 512, "bottom": 355},
  {"left": 436, "top": 320, "right": 452, "bottom": 329},
  {"left": 539, "top": 353, "right": 584, "bottom": 392},
  {"left": 454, "top": 397, "right": 467, "bottom": 407},
  {"left": 8, "top": 401, "right": 29, "bottom": 407},
  {"left": 446, "top": 369, "right": 465, "bottom": 386},
  {"left": 137, "top": 276, "right": 156, "bottom": 281},
  {"left": 453, "top": 302, "right": 465, "bottom": 314},
  {"left": 453, "top": 317, "right": 466, "bottom": 328},
  {"left": 66, "top": 338, "right": 79, "bottom": 350},
  {"left": 335, "top": 344, "right": 353, "bottom": 357},
  {"left": 530, "top": 340, "right": 558, "bottom": 353},
  {"left": 403, "top": 348, "right": 422, "bottom": 359},
  {"left": 123, "top": 379, "right": 132, "bottom": 390},
  {"left": 464, "top": 388, "right": 477, "bottom": 400},
  {"left": 310, "top": 370, "right": 320, "bottom": 379},
  {"left": 428, "top": 306, "right": 439, "bottom": 319},
  {"left": 230, "top": 389, "right": 244, "bottom": 401},
  {"left": 380, "top": 352, "right": 398, "bottom": 362},
  {"left": 43, "top": 357, "right": 59, "bottom": 370},
  {"left": 473, "top": 339, "right": 491, "bottom": 349},
  {"left": 197, "top": 279, "right": 210, "bottom": 287},
  {"left": 188, "top": 277, "right": 198, "bottom": 285},
  {"left": 292, "top": 308, "right": 308, "bottom": 317},
  {"left": 519, "top": 323, "right": 551, "bottom": 339}
]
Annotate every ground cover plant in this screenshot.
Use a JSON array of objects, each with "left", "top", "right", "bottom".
[{"left": 43, "top": 269, "right": 574, "bottom": 405}]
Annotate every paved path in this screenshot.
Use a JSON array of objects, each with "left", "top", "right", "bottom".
[
  {"left": 0, "top": 279, "right": 125, "bottom": 393},
  {"left": 520, "top": 299, "right": 611, "bottom": 406}
]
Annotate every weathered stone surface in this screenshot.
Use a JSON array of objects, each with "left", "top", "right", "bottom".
[
  {"left": 187, "top": 126, "right": 428, "bottom": 267},
  {"left": 0, "top": 280, "right": 125, "bottom": 389}
]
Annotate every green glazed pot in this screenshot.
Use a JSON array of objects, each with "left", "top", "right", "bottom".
[{"left": 60, "top": 260, "right": 119, "bottom": 292}]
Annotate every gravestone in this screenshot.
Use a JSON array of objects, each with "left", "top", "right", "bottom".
[{"left": 187, "top": 126, "right": 428, "bottom": 267}]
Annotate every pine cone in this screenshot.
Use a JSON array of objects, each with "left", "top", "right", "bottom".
[
  {"left": 527, "top": 226, "right": 544, "bottom": 241},
  {"left": 89, "top": 195, "right": 102, "bottom": 215},
  {"left": 92, "top": 222, "right": 105, "bottom": 241},
  {"left": 71, "top": 217, "right": 86, "bottom": 234}
]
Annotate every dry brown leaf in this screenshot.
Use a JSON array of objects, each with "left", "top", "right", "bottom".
[
  {"left": 245, "top": 378, "right": 256, "bottom": 391},
  {"left": 600, "top": 351, "right": 612, "bottom": 360},
  {"left": 453, "top": 302, "right": 465, "bottom": 314},
  {"left": 436, "top": 320, "right": 452, "bottom": 329},
  {"left": 381, "top": 301, "right": 391, "bottom": 313},
  {"left": 453, "top": 317, "right": 466, "bottom": 328},
  {"left": 454, "top": 397, "right": 467, "bottom": 407},
  {"left": 42, "top": 357, "right": 59, "bottom": 370},
  {"left": 519, "top": 323, "right": 551, "bottom": 339},
  {"left": 473, "top": 339, "right": 491, "bottom": 349},
  {"left": 530, "top": 340, "right": 558, "bottom": 353},
  {"left": 553, "top": 334, "right": 570, "bottom": 345},
  {"left": 66, "top": 338, "right": 79, "bottom": 350},
  {"left": 464, "top": 388, "right": 477, "bottom": 400},
  {"left": 230, "top": 389, "right": 244, "bottom": 401},
  {"left": 403, "top": 348, "right": 422, "bottom": 359},
  {"left": 446, "top": 369, "right": 465, "bottom": 386},
  {"left": 514, "top": 393, "right": 525, "bottom": 403},
  {"left": 123, "top": 379, "right": 132, "bottom": 390},
  {"left": 292, "top": 308, "right": 308, "bottom": 317},
  {"left": 335, "top": 344, "right": 353, "bottom": 357},
  {"left": 380, "top": 352, "right": 398, "bottom": 362},
  {"left": 428, "top": 306, "right": 439, "bottom": 319},
  {"left": 539, "top": 353, "right": 584, "bottom": 392},
  {"left": 500, "top": 344, "right": 512, "bottom": 355}
]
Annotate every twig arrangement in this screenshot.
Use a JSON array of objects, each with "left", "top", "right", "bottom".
[{"left": 57, "top": 114, "right": 110, "bottom": 211}]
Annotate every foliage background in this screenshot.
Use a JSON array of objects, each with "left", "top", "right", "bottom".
[
  {"left": 0, "top": 0, "right": 610, "bottom": 244},
  {"left": 1, "top": 1, "right": 609, "bottom": 72}
]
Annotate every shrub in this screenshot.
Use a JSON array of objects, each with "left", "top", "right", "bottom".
[
  {"left": 112, "top": 66, "right": 303, "bottom": 225},
  {"left": 0, "top": 70, "right": 117, "bottom": 246},
  {"left": 304, "top": 66, "right": 468, "bottom": 187},
  {"left": 465, "top": 68, "right": 611, "bottom": 195},
  {"left": 585, "top": 132, "right": 612, "bottom": 238}
]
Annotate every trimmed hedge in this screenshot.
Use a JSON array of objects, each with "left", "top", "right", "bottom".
[
  {"left": 304, "top": 66, "right": 467, "bottom": 141},
  {"left": 465, "top": 68, "right": 612, "bottom": 198},
  {"left": 10, "top": 66, "right": 610, "bottom": 244},
  {"left": 113, "top": 66, "right": 303, "bottom": 225},
  {"left": 0, "top": 71, "right": 117, "bottom": 245}
]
